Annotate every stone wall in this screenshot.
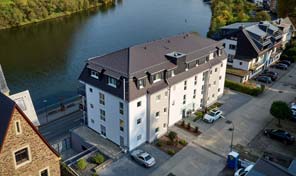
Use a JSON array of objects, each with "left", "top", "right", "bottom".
[{"left": 0, "top": 108, "right": 60, "bottom": 176}]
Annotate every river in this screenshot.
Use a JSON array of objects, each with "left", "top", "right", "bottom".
[{"left": 0, "top": 0, "right": 211, "bottom": 108}]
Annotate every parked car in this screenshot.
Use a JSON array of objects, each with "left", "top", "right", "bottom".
[
  {"left": 234, "top": 164, "right": 254, "bottom": 176},
  {"left": 203, "top": 109, "right": 223, "bottom": 123},
  {"left": 259, "top": 73, "right": 277, "bottom": 81},
  {"left": 264, "top": 129, "right": 295, "bottom": 144},
  {"left": 131, "top": 149, "right": 156, "bottom": 167},
  {"left": 263, "top": 70, "right": 278, "bottom": 76},
  {"left": 255, "top": 76, "right": 272, "bottom": 83},
  {"left": 279, "top": 60, "right": 291, "bottom": 66},
  {"left": 271, "top": 63, "right": 288, "bottom": 70},
  {"left": 291, "top": 103, "right": 296, "bottom": 118}
]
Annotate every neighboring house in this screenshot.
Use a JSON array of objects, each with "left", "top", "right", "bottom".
[
  {"left": 79, "top": 33, "right": 227, "bottom": 151},
  {"left": 0, "top": 64, "right": 9, "bottom": 96},
  {"left": 0, "top": 93, "right": 61, "bottom": 176},
  {"left": 9, "top": 90, "right": 40, "bottom": 127},
  {"left": 273, "top": 18, "right": 293, "bottom": 48},
  {"left": 252, "top": 0, "right": 264, "bottom": 7},
  {"left": 216, "top": 21, "right": 283, "bottom": 83}
]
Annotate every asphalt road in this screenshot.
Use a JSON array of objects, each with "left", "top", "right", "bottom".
[{"left": 39, "top": 111, "right": 83, "bottom": 143}]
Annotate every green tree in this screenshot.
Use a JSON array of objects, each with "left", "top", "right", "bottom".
[
  {"left": 253, "top": 11, "right": 271, "bottom": 21},
  {"left": 270, "top": 101, "right": 292, "bottom": 127},
  {"left": 92, "top": 154, "right": 105, "bottom": 164},
  {"left": 77, "top": 158, "right": 87, "bottom": 170}
]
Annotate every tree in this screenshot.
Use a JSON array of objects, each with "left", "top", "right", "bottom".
[
  {"left": 253, "top": 11, "right": 271, "bottom": 21},
  {"left": 270, "top": 101, "right": 292, "bottom": 127}
]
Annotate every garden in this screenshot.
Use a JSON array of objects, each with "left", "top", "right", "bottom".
[
  {"left": 72, "top": 151, "right": 110, "bottom": 176},
  {"left": 154, "top": 131, "right": 188, "bottom": 156}
]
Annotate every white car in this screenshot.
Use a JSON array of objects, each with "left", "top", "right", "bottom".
[
  {"left": 234, "top": 164, "right": 254, "bottom": 176},
  {"left": 131, "top": 149, "right": 156, "bottom": 167},
  {"left": 203, "top": 109, "right": 223, "bottom": 123}
]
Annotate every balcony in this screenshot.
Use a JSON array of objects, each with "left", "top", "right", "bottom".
[{"left": 250, "top": 62, "right": 264, "bottom": 71}]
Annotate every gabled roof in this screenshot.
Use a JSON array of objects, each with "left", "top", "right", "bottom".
[
  {"left": 0, "top": 65, "right": 9, "bottom": 95},
  {"left": 283, "top": 17, "right": 296, "bottom": 32},
  {"left": 0, "top": 93, "right": 59, "bottom": 157}
]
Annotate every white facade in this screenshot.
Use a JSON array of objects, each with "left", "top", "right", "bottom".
[{"left": 86, "top": 84, "right": 128, "bottom": 147}]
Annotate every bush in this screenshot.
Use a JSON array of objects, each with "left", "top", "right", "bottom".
[
  {"left": 77, "top": 159, "right": 87, "bottom": 170},
  {"left": 225, "top": 79, "right": 264, "bottom": 96},
  {"left": 167, "top": 149, "right": 176, "bottom": 156},
  {"left": 168, "top": 131, "right": 178, "bottom": 142},
  {"left": 92, "top": 154, "right": 105, "bottom": 165},
  {"left": 194, "top": 111, "right": 204, "bottom": 121},
  {"left": 179, "top": 139, "right": 187, "bottom": 146},
  {"left": 156, "top": 140, "right": 163, "bottom": 147}
]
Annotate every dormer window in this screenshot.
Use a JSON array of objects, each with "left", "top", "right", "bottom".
[
  {"left": 166, "top": 70, "right": 175, "bottom": 79},
  {"left": 90, "top": 70, "right": 99, "bottom": 79},
  {"left": 153, "top": 72, "right": 162, "bottom": 83},
  {"left": 218, "top": 49, "right": 222, "bottom": 56},
  {"left": 108, "top": 76, "right": 117, "bottom": 88},
  {"left": 138, "top": 79, "right": 146, "bottom": 89}
]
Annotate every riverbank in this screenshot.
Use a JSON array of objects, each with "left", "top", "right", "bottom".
[{"left": 0, "top": 0, "right": 115, "bottom": 30}]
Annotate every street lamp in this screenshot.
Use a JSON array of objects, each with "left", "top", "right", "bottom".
[
  {"left": 43, "top": 99, "right": 48, "bottom": 123},
  {"left": 226, "top": 120, "right": 234, "bottom": 152}
]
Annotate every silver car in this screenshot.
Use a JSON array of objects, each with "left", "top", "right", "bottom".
[{"left": 131, "top": 149, "right": 156, "bottom": 167}]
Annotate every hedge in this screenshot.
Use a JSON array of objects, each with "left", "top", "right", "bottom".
[{"left": 225, "top": 80, "right": 265, "bottom": 96}]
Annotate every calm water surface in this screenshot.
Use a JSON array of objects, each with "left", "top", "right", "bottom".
[{"left": 0, "top": 0, "right": 211, "bottom": 108}]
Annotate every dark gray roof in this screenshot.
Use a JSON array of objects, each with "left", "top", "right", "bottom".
[
  {"left": 87, "top": 33, "right": 220, "bottom": 78},
  {"left": 0, "top": 65, "right": 9, "bottom": 95},
  {"left": 0, "top": 92, "right": 15, "bottom": 149},
  {"left": 247, "top": 159, "right": 296, "bottom": 176}
]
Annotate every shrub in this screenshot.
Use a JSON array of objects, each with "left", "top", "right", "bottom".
[
  {"left": 225, "top": 80, "right": 264, "bottom": 96},
  {"left": 156, "top": 140, "right": 163, "bottom": 147},
  {"left": 77, "top": 159, "right": 87, "bottom": 170},
  {"left": 195, "top": 111, "right": 204, "bottom": 120},
  {"left": 179, "top": 139, "right": 187, "bottom": 146},
  {"left": 92, "top": 154, "right": 105, "bottom": 165},
  {"left": 167, "top": 149, "right": 176, "bottom": 156},
  {"left": 187, "top": 123, "right": 191, "bottom": 129},
  {"left": 168, "top": 131, "right": 178, "bottom": 142}
]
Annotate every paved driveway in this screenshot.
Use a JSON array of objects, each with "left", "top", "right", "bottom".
[
  {"left": 100, "top": 144, "right": 170, "bottom": 176},
  {"left": 196, "top": 89, "right": 252, "bottom": 133}
]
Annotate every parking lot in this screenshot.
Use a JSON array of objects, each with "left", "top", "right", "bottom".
[
  {"left": 196, "top": 89, "right": 252, "bottom": 133},
  {"left": 99, "top": 144, "right": 170, "bottom": 176},
  {"left": 248, "top": 118, "right": 296, "bottom": 158}
]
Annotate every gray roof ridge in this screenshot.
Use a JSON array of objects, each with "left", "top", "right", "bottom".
[
  {"left": 186, "top": 40, "right": 221, "bottom": 55},
  {"left": 242, "top": 29, "right": 261, "bottom": 54},
  {"left": 129, "top": 60, "right": 170, "bottom": 77}
]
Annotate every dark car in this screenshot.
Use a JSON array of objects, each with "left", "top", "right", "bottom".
[
  {"left": 263, "top": 70, "right": 278, "bottom": 76},
  {"left": 280, "top": 59, "right": 292, "bottom": 65},
  {"left": 264, "top": 129, "right": 295, "bottom": 144},
  {"left": 278, "top": 60, "right": 291, "bottom": 66},
  {"left": 271, "top": 63, "right": 288, "bottom": 70},
  {"left": 256, "top": 76, "right": 272, "bottom": 83},
  {"left": 260, "top": 73, "right": 277, "bottom": 81}
]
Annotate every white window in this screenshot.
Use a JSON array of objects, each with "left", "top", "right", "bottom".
[
  {"left": 165, "top": 91, "right": 168, "bottom": 96},
  {"left": 219, "top": 76, "right": 222, "bottom": 80},
  {"left": 155, "top": 127, "right": 159, "bottom": 134},
  {"left": 164, "top": 108, "right": 167, "bottom": 112},
  {"left": 15, "top": 120, "right": 22, "bottom": 135},
  {"left": 153, "top": 72, "right": 162, "bottom": 82},
  {"left": 100, "top": 109, "right": 106, "bottom": 121},
  {"left": 215, "top": 68, "right": 218, "bottom": 72},
  {"left": 163, "top": 123, "right": 166, "bottom": 128},
  {"left": 120, "top": 119, "right": 124, "bottom": 131},
  {"left": 193, "top": 89, "right": 196, "bottom": 99},
  {"left": 183, "top": 95, "right": 186, "bottom": 104},
  {"left": 91, "top": 119, "right": 94, "bottom": 123},
  {"left": 91, "top": 70, "right": 99, "bottom": 79},
  {"left": 155, "top": 112, "right": 160, "bottom": 118},
  {"left": 137, "top": 118, "right": 141, "bottom": 125},
  {"left": 213, "top": 81, "right": 216, "bottom": 85},
  {"left": 218, "top": 88, "right": 221, "bottom": 92},
  {"left": 156, "top": 95, "right": 161, "bottom": 101},
  {"left": 39, "top": 167, "right": 50, "bottom": 176},
  {"left": 194, "top": 76, "right": 197, "bottom": 85},
  {"left": 229, "top": 44, "right": 236, "bottom": 50},
  {"left": 184, "top": 80, "right": 187, "bottom": 90},
  {"left": 137, "top": 101, "right": 141, "bottom": 107},
  {"left": 138, "top": 79, "right": 145, "bottom": 89},
  {"left": 14, "top": 146, "right": 31, "bottom": 168},
  {"left": 90, "top": 104, "right": 94, "bottom": 109},
  {"left": 172, "top": 100, "right": 175, "bottom": 106},
  {"left": 119, "top": 102, "right": 124, "bottom": 115},
  {"left": 100, "top": 125, "right": 106, "bottom": 136},
  {"left": 108, "top": 77, "right": 117, "bottom": 88},
  {"left": 99, "top": 93, "right": 105, "bottom": 105},
  {"left": 89, "top": 88, "right": 93, "bottom": 92},
  {"left": 137, "top": 135, "right": 142, "bottom": 141}
]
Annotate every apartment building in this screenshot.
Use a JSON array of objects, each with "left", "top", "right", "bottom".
[
  {"left": 0, "top": 93, "right": 61, "bottom": 176},
  {"left": 216, "top": 21, "right": 283, "bottom": 83},
  {"left": 79, "top": 33, "right": 227, "bottom": 151}
]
